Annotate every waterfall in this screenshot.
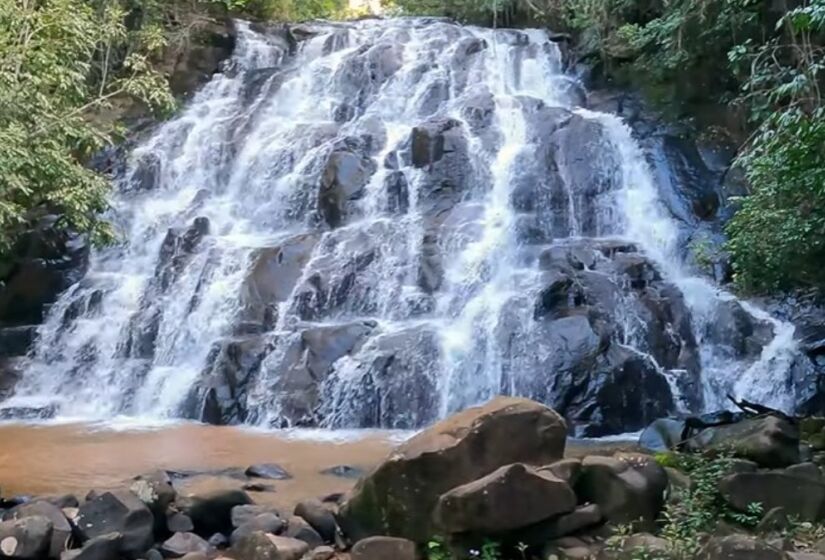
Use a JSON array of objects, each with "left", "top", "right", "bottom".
[{"left": 0, "top": 18, "right": 803, "bottom": 433}]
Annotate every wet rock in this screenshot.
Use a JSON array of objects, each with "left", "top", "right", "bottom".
[
  {"left": 160, "top": 532, "right": 210, "bottom": 558},
  {"left": 294, "top": 500, "right": 336, "bottom": 543},
  {"left": 3, "top": 500, "right": 72, "bottom": 558},
  {"left": 245, "top": 464, "right": 292, "bottom": 480},
  {"left": 180, "top": 489, "right": 253, "bottom": 537},
  {"left": 686, "top": 415, "right": 800, "bottom": 468},
  {"left": 706, "top": 300, "right": 775, "bottom": 358},
  {"left": 351, "top": 536, "right": 416, "bottom": 560},
  {"left": 435, "top": 463, "right": 576, "bottom": 534},
  {"left": 701, "top": 534, "right": 784, "bottom": 560},
  {"left": 575, "top": 454, "right": 668, "bottom": 531},
  {"left": 60, "top": 532, "right": 121, "bottom": 560},
  {"left": 76, "top": 490, "right": 154, "bottom": 558},
  {"left": 0, "top": 516, "right": 53, "bottom": 559},
  {"left": 339, "top": 397, "right": 567, "bottom": 542},
  {"left": 0, "top": 326, "right": 35, "bottom": 358},
  {"left": 164, "top": 18, "right": 236, "bottom": 97},
  {"left": 318, "top": 144, "right": 377, "bottom": 228},
  {"left": 719, "top": 470, "right": 825, "bottom": 521},
  {"left": 639, "top": 418, "right": 686, "bottom": 452}
]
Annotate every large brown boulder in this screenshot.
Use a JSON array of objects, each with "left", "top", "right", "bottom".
[
  {"left": 434, "top": 463, "right": 576, "bottom": 534},
  {"left": 686, "top": 416, "right": 800, "bottom": 468},
  {"left": 575, "top": 453, "right": 668, "bottom": 531},
  {"left": 338, "top": 397, "right": 568, "bottom": 543},
  {"left": 3, "top": 500, "right": 72, "bottom": 559},
  {"left": 719, "top": 470, "right": 825, "bottom": 521}
]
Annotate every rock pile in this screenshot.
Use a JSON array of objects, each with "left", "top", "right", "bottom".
[{"left": 4, "top": 397, "right": 825, "bottom": 560}]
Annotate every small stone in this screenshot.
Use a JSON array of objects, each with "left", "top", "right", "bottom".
[
  {"left": 244, "top": 464, "right": 292, "bottom": 480},
  {"left": 1, "top": 537, "right": 17, "bottom": 556},
  {"left": 351, "top": 536, "right": 416, "bottom": 560},
  {"left": 161, "top": 532, "right": 211, "bottom": 558},
  {"left": 320, "top": 465, "right": 364, "bottom": 479},
  {"left": 242, "top": 483, "right": 275, "bottom": 492},
  {"left": 230, "top": 513, "right": 285, "bottom": 545}
]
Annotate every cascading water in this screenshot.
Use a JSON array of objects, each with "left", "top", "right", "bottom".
[{"left": 0, "top": 18, "right": 805, "bottom": 433}]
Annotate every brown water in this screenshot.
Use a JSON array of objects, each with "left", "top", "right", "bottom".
[{"left": 0, "top": 423, "right": 397, "bottom": 510}]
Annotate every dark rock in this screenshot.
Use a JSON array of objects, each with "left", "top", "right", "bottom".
[
  {"left": 0, "top": 516, "right": 53, "bottom": 559},
  {"left": 284, "top": 516, "right": 323, "bottom": 548},
  {"left": 60, "top": 532, "right": 121, "bottom": 560},
  {"left": 687, "top": 416, "right": 801, "bottom": 468},
  {"left": 719, "top": 470, "right": 825, "bottom": 521},
  {"left": 306, "top": 545, "right": 335, "bottom": 560},
  {"left": 294, "top": 500, "right": 336, "bottom": 543},
  {"left": 435, "top": 463, "right": 576, "bottom": 534},
  {"left": 130, "top": 471, "right": 176, "bottom": 534},
  {"left": 75, "top": 490, "right": 154, "bottom": 558},
  {"left": 701, "top": 535, "right": 784, "bottom": 560},
  {"left": 241, "top": 483, "right": 274, "bottom": 493},
  {"left": 351, "top": 536, "right": 416, "bottom": 560},
  {"left": 159, "top": 532, "right": 210, "bottom": 558},
  {"left": 757, "top": 507, "right": 791, "bottom": 533},
  {"left": 245, "top": 464, "right": 292, "bottom": 481},
  {"left": 575, "top": 453, "right": 668, "bottom": 531},
  {"left": 0, "top": 326, "right": 36, "bottom": 358},
  {"left": 207, "top": 533, "right": 228, "bottom": 549},
  {"left": 4, "top": 500, "right": 72, "bottom": 558},
  {"left": 180, "top": 489, "right": 252, "bottom": 537},
  {"left": 339, "top": 397, "right": 567, "bottom": 542},
  {"left": 318, "top": 146, "right": 377, "bottom": 228}
]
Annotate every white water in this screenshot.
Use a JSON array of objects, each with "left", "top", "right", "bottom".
[{"left": 1, "top": 18, "right": 801, "bottom": 428}]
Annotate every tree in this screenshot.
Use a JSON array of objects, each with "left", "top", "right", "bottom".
[{"left": 0, "top": 0, "right": 174, "bottom": 257}]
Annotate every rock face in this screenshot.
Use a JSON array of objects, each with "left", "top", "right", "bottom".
[
  {"left": 434, "top": 463, "right": 576, "bottom": 534},
  {"left": 338, "top": 397, "right": 568, "bottom": 542}
]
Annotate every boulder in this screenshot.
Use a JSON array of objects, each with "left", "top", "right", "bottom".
[
  {"left": 351, "top": 536, "right": 416, "bottom": 560},
  {"left": 306, "top": 545, "right": 335, "bottom": 560},
  {"left": 294, "top": 499, "right": 336, "bottom": 542},
  {"left": 60, "top": 532, "right": 121, "bottom": 560},
  {"left": 160, "top": 532, "right": 211, "bottom": 558},
  {"left": 540, "top": 459, "right": 582, "bottom": 486},
  {"left": 434, "top": 463, "right": 576, "bottom": 534},
  {"left": 180, "top": 489, "right": 253, "bottom": 537},
  {"left": 639, "top": 418, "right": 686, "bottom": 452},
  {"left": 686, "top": 415, "right": 800, "bottom": 468},
  {"left": 0, "top": 516, "right": 53, "bottom": 559},
  {"left": 265, "top": 536, "right": 309, "bottom": 560},
  {"left": 75, "top": 490, "right": 154, "bottom": 558},
  {"left": 512, "top": 504, "right": 603, "bottom": 547},
  {"left": 701, "top": 535, "right": 784, "bottom": 560},
  {"left": 4, "top": 499, "right": 72, "bottom": 558},
  {"left": 338, "top": 397, "right": 568, "bottom": 542},
  {"left": 575, "top": 454, "right": 668, "bottom": 531},
  {"left": 130, "top": 471, "right": 176, "bottom": 533},
  {"left": 719, "top": 470, "right": 825, "bottom": 521},
  {"left": 787, "top": 552, "right": 825, "bottom": 560},
  {"left": 166, "top": 511, "right": 194, "bottom": 533}
]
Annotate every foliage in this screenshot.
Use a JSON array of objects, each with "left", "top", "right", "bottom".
[
  {"left": 0, "top": 0, "right": 175, "bottom": 256},
  {"left": 242, "top": 0, "right": 346, "bottom": 21},
  {"left": 724, "top": 0, "right": 825, "bottom": 292}
]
